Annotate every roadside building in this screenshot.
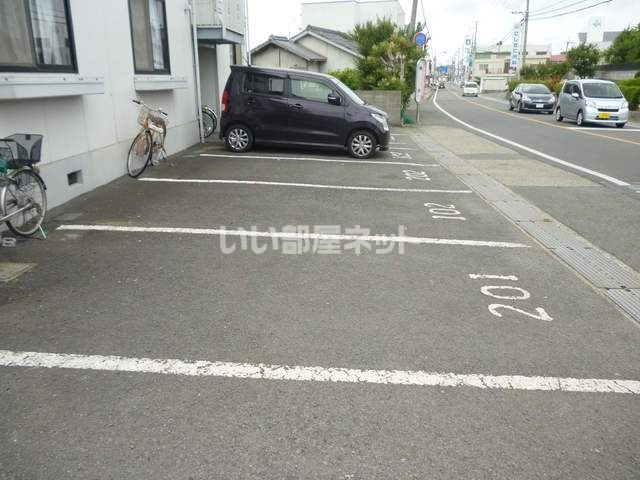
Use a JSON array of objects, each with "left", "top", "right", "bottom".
[
  {"left": 250, "top": 36, "right": 327, "bottom": 71},
  {"left": 251, "top": 26, "right": 360, "bottom": 74},
  {"left": 301, "top": 0, "right": 405, "bottom": 32},
  {"left": 0, "top": 0, "right": 245, "bottom": 209},
  {"left": 472, "top": 43, "right": 552, "bottom": 78}
]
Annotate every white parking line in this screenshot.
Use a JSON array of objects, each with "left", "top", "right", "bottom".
[
  {"left": 138, "top": 178, "right": 470, "bottom": 194},
  {"left": 433, "top": 90, "right": 630, "bottom": 187},
  {"left": 389, "top": 147, "right": 419, "bottom": 151},
  {"left": 199, "top": 153, "right": 427, "bottom": 167},
  {"left": 56, "top": 224, "right": 530, "bottom": 248},
  {"left": 1, "top": 349, "right": 638, "bottom": 394}
]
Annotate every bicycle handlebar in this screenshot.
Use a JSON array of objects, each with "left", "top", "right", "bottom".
[{"left": 132, "top": 99, "right": 167, "bottom": 116}]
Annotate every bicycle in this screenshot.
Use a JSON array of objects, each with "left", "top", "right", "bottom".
[
  {"left": 201, "top": 105, "right": 218, "bottom": 138},
  {"left": 127, "top": 99, "right": 169, "bottom": 178},
  {"left": 0, "top": 134, "right": 47, "bottom": 238}
]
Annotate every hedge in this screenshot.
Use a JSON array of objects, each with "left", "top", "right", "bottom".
[
  {"left": 507, "top": 78, "right": 562, "bottom": 94},
  {"left": 620, "top": 85, "right": 640, "bottom": 110}
]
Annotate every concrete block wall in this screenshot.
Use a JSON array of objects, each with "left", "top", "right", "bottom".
[{"left": 355, "top": 90, "right": 402, "bottom": 126}]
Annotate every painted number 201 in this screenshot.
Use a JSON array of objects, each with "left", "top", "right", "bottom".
[
  {"left": 468, "top": 274, "right": 553, "bottom": 322},
  {"left": 424, "top": 202, "right": 465, "bottom": 221}
]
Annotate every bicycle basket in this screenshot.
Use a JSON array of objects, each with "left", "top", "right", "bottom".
[
  {"left": 137, "top": 105, "right": 152, "bottom": 127},
  {"left": 0, "top": 134, "right": 43, "bottom": 169}
]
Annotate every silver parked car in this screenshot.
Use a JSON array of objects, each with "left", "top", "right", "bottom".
[{"left": 556, "top": 79, "right": 629, "bottom": 128}]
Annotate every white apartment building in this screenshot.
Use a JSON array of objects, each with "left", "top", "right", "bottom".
[
  {"left": 301, "top": 0, "right": 405, "bottom": 33},
  {"left": 0, "top": 0, "right": 245, "bottom": 209},
  {"left": 472, "top": 44, "right": 552, "bottom": 78}
]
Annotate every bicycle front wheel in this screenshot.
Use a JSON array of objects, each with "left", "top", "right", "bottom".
[
  {"left": 127, "top": 131, "right": 152, "bottom": 177},
  {"left": 201, "top": 109, "right": 216, "bottom": 138},
  {"left": 3, "top": 169, "right": 47, "bottom": 237}
]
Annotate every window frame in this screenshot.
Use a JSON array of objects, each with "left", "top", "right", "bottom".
[
  {"left": 241, "top": 72, "right": 286, "bottom": 97},
  {"left": 289, "top": 75, "right": 341, "bottom": 105},
  {"left": 0, "top": 0, "right": 78, "bottom": 74},
  {"left": 128, "top": 0, "right": 171, "bottom": 75}
]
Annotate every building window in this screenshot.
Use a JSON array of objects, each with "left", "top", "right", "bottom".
[
  {"left": 536, "top": 51, "right": 547, "bottom": 55},
  {"left": 129, "top": 0, "right": 170, "bottom": 74},
  {"left": 0, "top": 0, "right": 76, "bottom": 73}
]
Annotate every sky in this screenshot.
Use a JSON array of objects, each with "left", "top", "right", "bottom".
[{"left": 247, "top": 0, "right": 640, "bottom": 65}]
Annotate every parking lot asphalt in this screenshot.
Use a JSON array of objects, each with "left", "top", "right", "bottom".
[{"left": 1, "top": 131, "right": 639, "bottom": 478}]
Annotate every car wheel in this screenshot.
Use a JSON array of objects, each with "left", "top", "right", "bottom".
[
  {"left": 225, "top": 125, "right": 253, "bottom": 153},
  {"left": 555, "top": 107, "right": 563, "bottom": 122},
  {"left": 616, "top": 122, "right": 626, "bottom": 128},
  {"left": 576, "top": 110, "right": 584, "bottom": 126},
  {"left": 348, "top": 130, "right": 376, "bottom": 159}
]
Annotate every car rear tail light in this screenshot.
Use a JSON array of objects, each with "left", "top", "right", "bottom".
[{"left": 221, "top": 89, "right": 229, "bottom": 113}]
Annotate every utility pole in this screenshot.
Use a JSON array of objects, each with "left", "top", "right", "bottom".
[
  {"left": 521, "top": 0, "right": 530, "bottom": 67},
  {"left": 409, "top": 0, "right": 418, "bottom": 32},
  {"left": 471, "top": 20, "right": 477, "bottom": 80}
]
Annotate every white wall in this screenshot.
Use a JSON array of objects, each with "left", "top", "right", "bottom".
[
  {"left": 0, "top": 0, "right": 199, "bottom": 208},
  {"left": 199, "top": 46, "right": 220, "bottom": 111},
  {"left": 295, "top": 36, "right": 357, "bottom": 73},
  {"left": 302, "top": 0, "right": 404, "bottom": 31},
  {"left": 251, "top": 45, "right": 314, "bottom": 70}
]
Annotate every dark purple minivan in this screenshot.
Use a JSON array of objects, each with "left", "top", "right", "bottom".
[{"left": 219, "top": 66, "right": 390, "bottom": 159}]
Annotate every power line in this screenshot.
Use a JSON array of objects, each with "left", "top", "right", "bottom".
[
  {"left": 529, "top": 0, "right": 584, "bottom": 15},
  {"left": 529, "top": 0, "right": 613, "bottom": 20},
  {"left": 530, "top": 0, "right": 591, "bottom": 17}
]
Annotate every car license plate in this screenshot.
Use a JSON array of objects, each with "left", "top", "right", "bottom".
[
  {"left": 598, "top": 112, "right": 610, "bottom": 119},
  {"left": 536, "top": 103, "right": 543, "bottom": 108}
]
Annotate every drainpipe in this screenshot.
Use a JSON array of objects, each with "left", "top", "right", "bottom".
[
  {"left": 186, "top": 0, "right": 204, "bottom": 144},
  {"left": 244, "top": 0, "right": 251, "bottom": 64}
]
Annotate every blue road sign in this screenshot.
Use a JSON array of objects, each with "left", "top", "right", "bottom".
[{"left": 414, "top": 32, "right": 427, "bottom": 46}]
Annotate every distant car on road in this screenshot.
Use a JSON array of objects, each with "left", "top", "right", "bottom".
[
  {"left": 462, "top": 82, "right": 479, "bottom": 96},
  {"left": 219, "top": 66, "right": 390, "bottom": 159},
  {"left": 555, "top": 79, "right": 629, "bottom": 128},
  {"left": 438, "top": 79, "right": 446, "bottom": 89},
  {"left": 509, "top": 83, "right": 556, "bottom": 114}
]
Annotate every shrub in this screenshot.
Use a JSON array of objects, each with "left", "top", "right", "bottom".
[
  {"left": 620, "top": 85, "right": 640, "bottom": 110},
  {"left": 618, "top": 78, "right": 640, "bottom": 88},
  {"left": 329, "top": 68, "right": 363, "bottom": 90},
  {"left": 635, "top": 70, "right": 640, "bottom": 78}
]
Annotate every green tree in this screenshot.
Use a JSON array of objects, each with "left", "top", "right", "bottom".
[
  {"left": 605, "top": 23, "right": 640, "bottom": 64},
  {"left": 329, "top": 68, "right": 363, "bottom": 90},
  {"left": 335, "top": 19, "right": 423, "bottom": 105},
  {"left": 567, "top": 44, "right": 601, "bottom": 78}
]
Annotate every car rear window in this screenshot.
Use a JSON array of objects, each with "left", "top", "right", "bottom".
[
  {"left": 522, "top": 84, "right": 550, "bottom": 94},
  {"left": 582, "top": 82, "right": 623, "bottom": 99},
  {"left": 243, "top": 73, "right": 284, "bottom": 95}
]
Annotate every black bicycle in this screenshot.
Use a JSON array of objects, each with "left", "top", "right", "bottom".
[
  {"left": 201, "top": 105, "right": 218, "bottom": 138},
  {"left": 0, "top": 134, "right": 47, "bottom": 238}
]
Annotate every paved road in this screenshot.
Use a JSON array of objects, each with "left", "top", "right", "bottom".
[
  {"left": 427, "top": 88, "right": 640, "bottom": 272},
  {"left": 1, "top": 130, "right": 639, "bottom": 478}
]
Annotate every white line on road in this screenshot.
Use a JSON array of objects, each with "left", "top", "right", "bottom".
[
  {"left": 567, "top": 127, "right": 640, "bottom": 132},
  {"left": 138, "top": 177, "right": 471, "bottom": 194},
  {"left": 56, "top": 224, "right": 530, "bottom": 248},
  {"left": 433, "top": 90, "right": 630, "bottom": 187},
  {"left": 469, "top": 274, "right": 519, "bottom": 280},
  {"left": 389, "top": 147, "right": 419, "bottom": 151},
  {"left": 1, "top": 349, "right": 637, "bottom": 394},
  {"left": 199, "top": 153, "right": 428, "bottom": 167}
]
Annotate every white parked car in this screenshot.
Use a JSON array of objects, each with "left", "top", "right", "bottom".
[{"left": 462, "top": 81, "right": 479, "bottom": 97}]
